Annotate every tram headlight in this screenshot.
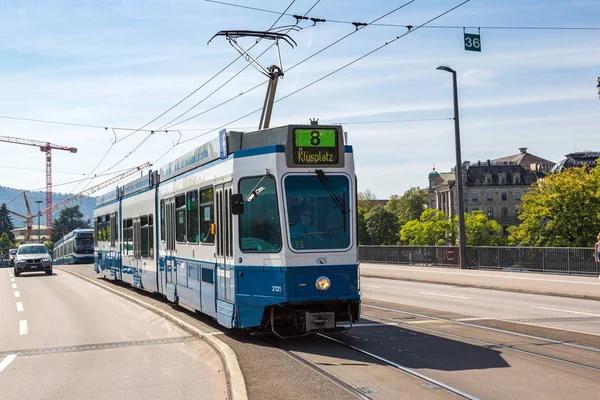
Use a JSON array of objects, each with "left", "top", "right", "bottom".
[{"left": 315, "top": 276, "right": 331, "bottom": 291}]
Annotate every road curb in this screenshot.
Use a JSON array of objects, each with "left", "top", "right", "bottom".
[
  {"left": 58, "top": 267, "right": 248, "bottom": 400},
  {"left": 361, "top": 274, "right": 600, "bottom": 302}
]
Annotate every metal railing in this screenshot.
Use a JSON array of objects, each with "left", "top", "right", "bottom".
[{"left": 358, "top": 245, "right": 600, "bottom": 276}]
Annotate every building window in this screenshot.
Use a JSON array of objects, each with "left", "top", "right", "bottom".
[
  {"left": 515, "top": 191, "right": 522, "bottom": 201},
  {"left": 502, "top": 226, "right": 509, "bottom": 236},
  {"left": 430, "top": 199, "right": 436, "bottom": 208},
  {"left": 499, "top": 174, "right": 507, "bottom": 185},
  {"left": 487, "top": 207, "right": 494, "bottom": 218},
  {"left": 485, "top": 174, "right": 492, "bottom": 185},
  {"left": 501, "top": 192, "right": 507, "bottom": 201},
  {"left": 487, "top": 192, "right": 493, "bottom": 201},
  {"left": 472, "top": 207, "right": 479, "bottom": 212},
  {"left": 501, "top": 207, "right": 508, "bottom": 219},
  {"left": 429, "top": 181, "right": 435, "bottom": 190},
  {"left": 472, "top": 192, "right": 478, "bottom": 202},
  {"left": 513, "top": 173, "right": 521, "bottom": 184}
]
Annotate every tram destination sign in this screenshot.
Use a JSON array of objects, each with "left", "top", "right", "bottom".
[{"left": 292, "top": 128, "right": 339, "bottom": 165}]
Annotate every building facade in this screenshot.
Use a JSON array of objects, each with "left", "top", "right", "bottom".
[
  {"left": 551, "top": 151, "right": 599, "bottom": 173},
  {"left": 427, "top": 148, "right": 555, "bottom": 235}
]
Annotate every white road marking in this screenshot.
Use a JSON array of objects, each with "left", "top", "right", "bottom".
[
  {"left": 531, "top": 306, "right": 600, "bottom": 317},
  {"left": 0, "top": 355, "right": 17, "bottom": 373},
  {"left": 10, "top": 278, "right": 15, "bottom": 282},
  {"left": 406, "top": 320, "right": 443, "bottom": 325},
  {"left": 16, "top": 302, "right": 24, "bottom": 312},
  {"left": 361, "top": 265, "right": 600, "bottom": 285},
  {"left": 14, "top": 291, "right": 20, "bottom": 298},
  {"left": 419, "top": 292, "right": 471, "bottom": 300},
  {"left": 361, "top": 284, "right": 381, "bottom": 288},
  {"left": 340, "top": 322, "right": 388, "bottom": 327},
  {"left": 455, "top": 317, "right": 492, "bottom": 322},
  {"left": 12, "top": 283, "right": 17, "bottom": 289},
  {"left": 19, "top": 320, "right": 28, "bottom": 335}
]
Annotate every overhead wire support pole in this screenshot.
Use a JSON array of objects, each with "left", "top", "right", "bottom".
[{"left": 208, "top": 30, "right": 296, "bottom": 130}]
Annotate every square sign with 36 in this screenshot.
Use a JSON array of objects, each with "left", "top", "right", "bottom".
[{"left": 464, "top": 32, "right": 481, "bottom": 52}]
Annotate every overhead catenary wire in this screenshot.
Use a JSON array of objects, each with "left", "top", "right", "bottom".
[
  {"left": 155, "top": 0, "right": 319, "bottom": 132},
  {"left": 162, "top": 0, "right": 417, "bottom": 131},
  {"left": 96, "top": 0, "right": 299, "bottom": 177},
  {"left": 205, "top": 0, "right": 600, "bottom": 31},
  {"left": 153, "top": 0, "right": 469, "bottom": 166}
]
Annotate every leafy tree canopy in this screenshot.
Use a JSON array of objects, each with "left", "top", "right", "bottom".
[
  {"left": 385, "top": 187, "right": 427, "bottom": 227},
  {"left": 509, "top": 163, "right": 600, "bottom": 247},
  {"left": 0, "top": 203, "right": 15, "bottom": 243},
  {"left": 400, "top": 208, "right": 452, "bottom": 246},
  {"left": 0, "top": 232, "right": 14, "bottom": 257},
  {"left": 365, "top": 206, "right": 400, "bottom": 245},
  {"left": 51, "top": 205, "right": 91, "bottom": 243},
  {"left": 455, "top": 210, "right": 505, "bottom": 246},
  {"left": 358, "top": 189, "right": 378, "bottom": 211}
]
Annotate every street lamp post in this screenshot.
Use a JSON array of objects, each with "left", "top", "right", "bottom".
[
  {"left": 35, "top": 200, "right": 43, "bottom": 243},
  {"left": 436, "top": 66, "right": 467, "bottom": 270}
]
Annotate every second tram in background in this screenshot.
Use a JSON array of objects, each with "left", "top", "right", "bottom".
[
  {"left": 53, "top": 229, "right": 95, "bottom": 264},
  {"left": 94, "top": 122, "right": 360, "bottom": 336}
]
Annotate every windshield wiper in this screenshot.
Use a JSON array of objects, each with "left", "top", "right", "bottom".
[
  {"left": 315, "top": 170, "right": 349, "bottom": 215},
  {"left": 245, "top": 171, "right": 271, "bottom": 202}
]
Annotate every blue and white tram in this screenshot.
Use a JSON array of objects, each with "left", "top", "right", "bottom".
[
  {"left": 53, "top": 229, "right": 95, "bottom": 264},
  {"left": 95, "top": 123, "right": 360, "bottom": 334}
]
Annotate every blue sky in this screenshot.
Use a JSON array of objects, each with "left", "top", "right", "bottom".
[{"left": 1, "top": 0, "right": 599, "bottom": 199}]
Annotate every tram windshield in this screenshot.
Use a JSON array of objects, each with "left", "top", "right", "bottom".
[
  {"left": 75, "top": 237, "right": 94, "bottom": 247},
  {"left": 238, "top": 175, "right": 282, "bottom": 253},
  {"left": 284, "top": 174, "right": 351, "bottom": 251}
]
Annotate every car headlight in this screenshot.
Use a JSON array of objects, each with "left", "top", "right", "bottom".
[{"left": 315, "top": 276, "right": 331, "bottom": 291}]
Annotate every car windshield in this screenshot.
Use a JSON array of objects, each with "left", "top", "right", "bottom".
[
  {"left": 18, "top": 245, "right": 48, "bottom": 255},
  {"left": 284, "top": 174, "right": 351, "bottom": 251}
]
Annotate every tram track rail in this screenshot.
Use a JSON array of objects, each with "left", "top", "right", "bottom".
[
  {"left": 361, "top": 304, "right": 600, "bottom": 373},
  {"left": 256, "top": 331, "right": 480, "bottom": 400}
]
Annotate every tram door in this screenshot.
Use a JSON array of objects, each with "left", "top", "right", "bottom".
[
  {"left": 165, "top": 198, "right": 177, "bottom": 302},
  {"left": 215, "top": 182, "right": 235, "bottom": 328},
  {"left": 131, "top": 217, "right": 140, "bottom": 287}
]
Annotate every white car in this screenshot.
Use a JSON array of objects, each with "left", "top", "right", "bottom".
[{"left": 14, "top": 244, "right": 53, "bottom": 277}]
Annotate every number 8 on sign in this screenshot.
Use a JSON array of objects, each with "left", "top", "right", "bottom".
[{"left": 310, "top": 131, "right": 321, "bottom": 146}]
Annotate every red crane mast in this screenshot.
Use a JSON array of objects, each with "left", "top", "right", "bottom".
[{"left": 0, "top": 136, "right": 77, "bottom": 236}]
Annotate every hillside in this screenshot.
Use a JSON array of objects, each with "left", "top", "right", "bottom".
[{"left": 0, "top": 186, "right": 96, "bottom": 226}]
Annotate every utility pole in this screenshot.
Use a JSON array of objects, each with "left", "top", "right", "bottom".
[{"left": 437, "top": 66, "right": 467, "bottom": 269}]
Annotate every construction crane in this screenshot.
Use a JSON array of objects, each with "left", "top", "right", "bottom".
[
  {"left": 7, "top": 193, "right": 36, "bottom": 243},
  {"left": 9, "top": 162, "right": 151, "bottom": 242},
  {"left": 0, "top": 136, "right": 77, "bottom": 236}
]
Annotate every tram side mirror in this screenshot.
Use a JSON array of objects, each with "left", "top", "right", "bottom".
[{"left": 231, "top": 193, "right": 244, "bottom": 215}]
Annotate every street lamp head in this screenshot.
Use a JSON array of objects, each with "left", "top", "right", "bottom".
[{"left": 436, "top": 66, "right": 455, "bottom": 73}]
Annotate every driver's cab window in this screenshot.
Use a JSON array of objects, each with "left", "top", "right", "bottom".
[{"left": 238, "top": 175, "right": 282, "bottom": 253}]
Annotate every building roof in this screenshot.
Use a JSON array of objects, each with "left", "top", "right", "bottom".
[
  {"left": 492, "top": 147, "right": 555, "bottom": 169},
  {"left": 551, "top": 151, "right": 600, "bottom": 173},
  {"left": 465, "top": 165, "right": 541, "bottom": 186}
]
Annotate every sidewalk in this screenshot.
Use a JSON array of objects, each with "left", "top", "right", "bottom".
[{"left": 360, "top": 263, "right": 600, "bottom": 301}]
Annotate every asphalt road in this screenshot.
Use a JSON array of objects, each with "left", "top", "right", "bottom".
[
  {"left": 360, "top": 276, "right": 600, "bottom": 335},
  {"left": 0, "top": 268, "right": 227, "bottom": 400}
]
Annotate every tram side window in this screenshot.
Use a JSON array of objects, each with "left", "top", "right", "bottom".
[
  {"left": 160, "top": 200, "right": 166, "bottom": 242},
  {"left": 187, "top": 190, "right": 199, "bottom": 244},
  {"left": 123, "top": 218, "right": 133, "bottom": 255},
  {"left": 200, "top": 187, "right": 214, "bottom": 244},
  {"left": 149, "top": 215, "right": 154, "bottom": 258},
  {"left": 94, "top": 218, "right": 98, "bottom": 246},
  {"left": 113, "top": 212, "right": 118, "bottom": 241},
  {"left": 141, "top": 216, "right": 149, "bottom": 258},
  {"left": 175, "top": 194, "right": 186, "bottom": 242},
  {"left": 238, "top": 175, "right": 282, "bottom": 253}
]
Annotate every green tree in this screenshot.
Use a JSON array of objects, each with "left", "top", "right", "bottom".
[
  {"left": 0, "top": 232, "right": 14, "bottom": 257},
  {"left": 455, "top": 211, "right": 505, "bottom": 246},
  {"left": 365, "top": 206, "right": 400, "bottom": 245},
  {"left": 51, "top": 205, "right": 91, "bottom": 243},
  {"left": 385, "top": 187, "right": 427, "bottom": 227},
  {"left": 358, "top": 189, "right": 378, "bottom": 211},
  {"left": 0, "top": 203, "right": 15, "bottom": 243},
  {"left": 357, "top": 207, "right": 371, "bottom": 245},
  {"left": 400, "top": 209, "right": 452, "bottom": 245},
  {"left": 509, "top": 163, "right": 600, "bottom": 247}
]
